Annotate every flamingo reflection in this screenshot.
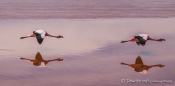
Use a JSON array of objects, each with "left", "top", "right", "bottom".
[
  {"left": 121, "top": 56, "right": 165, "bottom": 74},
  {"left": 20, "top": 52, "right": 63, "bottom": 67}
]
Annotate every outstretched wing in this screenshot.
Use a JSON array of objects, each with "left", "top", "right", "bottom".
[{"left": 135, "top": 56, "right": 144, "bottom": 64}]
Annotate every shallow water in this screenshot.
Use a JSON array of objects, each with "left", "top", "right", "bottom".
[
  {"left": 1, "top": 0, "right": 175, "bottom": 19},
  {"left": 0, "top": 18, "right": 174, "bottom": 86},
  {"left": 0, "top": 0, "right": 175, "bottom": 86}
]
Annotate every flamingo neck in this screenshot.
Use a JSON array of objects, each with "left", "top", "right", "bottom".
[
  {"left": 48, "top": 59, "right": 57, "bottom": 61},
  {"left": 46, "top": 33, "right": 57, "bottom": 38},
  {"left": 147, "top": 37, "right": 160, "bottom": 41}
]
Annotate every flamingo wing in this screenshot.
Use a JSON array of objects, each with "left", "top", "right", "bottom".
[
  {"left": 35, "top": 52, "right": 44, "bottom": 61},
  {"left": 36, "top": 35, "right": 44, "bottom": 44},
  {"left": 135, "top": 36, "right": 147, "bottom": 46},
  {"left": 135, "top": 56, "right": 144, "bottom": 64},
  {"left": 33, "top": 30, "right": 46, "bottom": 44}
]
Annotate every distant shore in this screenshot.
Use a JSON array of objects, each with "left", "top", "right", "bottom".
[{"left": 1, "top": 0, "right": 175, "bottom": 19}]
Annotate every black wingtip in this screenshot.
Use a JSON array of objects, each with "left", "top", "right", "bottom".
[{"left": 137, "top": 56, "right": 141, "bottom": 58}]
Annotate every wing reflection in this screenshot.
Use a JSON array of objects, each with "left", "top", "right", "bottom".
[
  {"left": 121, "top": 56, "right": 165, "bottom": 74},
  {"left": 20, "top": 52, "right": 63, "bottom": 67}
]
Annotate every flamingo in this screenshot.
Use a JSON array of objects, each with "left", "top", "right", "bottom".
[
  {"left": 20, "top": 52, "right": 63, "bottom": 67},
  {"left": 121, "top": 34, "right": 165, "bottom": 46},
  {"left": 20, "top": 30, "right": 63, "bottom": 44},
  {"left": 121, "top": 56, "right": 165, "bottom": 74}
]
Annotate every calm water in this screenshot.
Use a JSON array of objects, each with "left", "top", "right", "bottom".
[
  {"left": 1, "top": 0, "right": 175, "bottom": 19},
  {"left": 0, "top": 0, "right": 175, "bottom": 86}
]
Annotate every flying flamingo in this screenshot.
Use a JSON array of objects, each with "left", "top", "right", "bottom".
[
  {"left": 121, "top": 56, "right": 165, "bottom": 74},
  {"left": 20, "top": 30, "right": 63, "bottom": 44},
  {"left": 121, "top": 34, "right": 165, "bottom": 46},
  {"left": 20, "top": 52, "right": 63, "bottom": 67}
]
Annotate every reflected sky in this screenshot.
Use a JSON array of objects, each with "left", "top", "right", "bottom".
[
  {"left": 0, "top": 18, "right": 174, "bottom": 86},
  {"left": 1, "top": 0, "right": 175, "bottom": 19},
  {"left": 0, "top": 18, "right": 175, "bottom": 57},
  {"left": 0, "top": 0, "right": 175, "bottom": 85}
]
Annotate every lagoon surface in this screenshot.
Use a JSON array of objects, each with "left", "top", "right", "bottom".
[{"left": 0, "top": 0, "right": 175, "bottom": 86}]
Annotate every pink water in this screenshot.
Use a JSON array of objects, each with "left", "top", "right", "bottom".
[
  {"left": 1, "top": 0, "right": 175, "bottom": 19},
  {"left": 0, "top": 0, "right": 175, "bottom": 86}
]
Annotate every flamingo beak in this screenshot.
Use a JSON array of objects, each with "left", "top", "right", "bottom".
[
  {"left": 159, "top": 38, "right": 165, "bottom": 41},
  {"left": 57, "top": 36, "right": 63, "bottom": 38}
]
